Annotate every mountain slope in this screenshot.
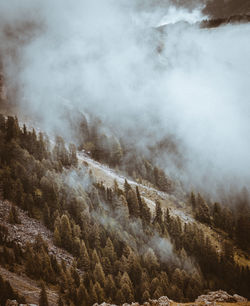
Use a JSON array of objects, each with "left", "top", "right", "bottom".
[{"left": 0, "top": 115, "right": 249, "bottom": 305}]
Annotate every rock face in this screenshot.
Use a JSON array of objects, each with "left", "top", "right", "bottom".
[
  {"left": 93, "top": 296, "right": 172, "bottom": 306},
  {"left": 195, "top": 290, "right": 248, "bottom": 304}
]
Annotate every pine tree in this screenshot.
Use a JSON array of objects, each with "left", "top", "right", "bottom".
[
  {"left": 190, "top": 191, "right": 196, "bottom": 210},
  {"left": 128, "top": 251, "right": 142, "bottom": 285},
  {"left": 39, "top": 282, "right": 49, "bottom": 306},
  {"left": 77, "top": 283, "right": 89, "bottom": 306},
  {"left": 126, "top": 189, "right": 140, "bottom": 218},
  {"left": 53, "top": 225, "right": 61, "bottom": 247},
  {"left": 104, "top": 274, "right": 116, "bottom": 300},
  {"left": 103, "top": 237, "right": 116, "bottom": 264},
  {"left": 60, "top": 214, "right": 72, "bottom": 251},
  {"left": 93, "top": 281, "right": 105, "bottom": 304},
  {"left": 142, "top": 290, "right": 150, "bottom": 302},
  {"left": 120, "top": 272, "right": 134, "bottom": 303},
  {"left": 124, "top": 179, "right": 131, "bottom": 196},
  {"left": 115, "top": 289, "right": 126, "bottom": 305},
  {"left": 69, "top": 143, "right": 78, "bottom": 166},
  {"left": 195, "top": 193, "right": 210, "bottom": 224},
  {"left": 77, "top": 240, "right": 90, "bottom": 270},
  {"left": 154, "top": 200, "right": 163, "bottom": 225},
  {"left": 94, "top": 262, "right": 105, "bottom": 287},
  {"left": 43, "top": 203, "right": 51, "bottom": 228},
  {"left": 5, "top": 116, "right": 19, "bottom": 141}
]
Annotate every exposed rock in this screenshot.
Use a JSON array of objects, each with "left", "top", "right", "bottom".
[
  {"left": 5, "top": 300, "right": 18, "bottom": 306},
  {"left": 233, "top": 294, "right": 248, "bottom": 303},
  {"left": 93, "top": 296, "right": 172, "bottom": 306},
  {"left": 0, "top": 200, "right": 78, "bottom": 271},
  {"left": 154, "top": 296, "right": 171, "bottom": 306},
  {"left": 93, "top": 291, "right": 248, "bottom": 306},
  {"left": 93, "top": 303, "right": 116, "bottom": 306},
  {"left": 195, "top": 290, "right": 247, "bottom": 303}
]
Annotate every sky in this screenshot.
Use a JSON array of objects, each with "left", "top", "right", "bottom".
[{"left": 0, "top": 0, "right": 250, "bottom": 196}]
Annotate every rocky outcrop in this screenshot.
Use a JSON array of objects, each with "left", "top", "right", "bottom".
[
  {"left": 5, "top": 300, "right": 18, "bottom": 306},
  {"left": 93, "top": 291, "right": 248, "bottom": 306},
  {"left": 0, "top": 200, "right": 75, "bottom": 268},
  {"left": 195, "top": 290, "right": 247, "bottom": 304},
  {"left": 6, "top": 301, "right": 38, "bottom": 306},
  {"left": 93, "top": 296, "right": 172, "bottom": 306}
]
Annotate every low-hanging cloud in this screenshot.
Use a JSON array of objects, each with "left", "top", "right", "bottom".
[{"left": 0, "top": 0, "right": 250, "bottom": 196}]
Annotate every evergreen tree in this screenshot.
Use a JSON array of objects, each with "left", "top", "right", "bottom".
[
  {"left": 104, "top": 274, "right": 116, "bottom": 300},
  {"left": 8, "top": 205, "right": 20, "bottom": 224},
  {"left": 103, "top": 237, "right": 116, "bottom": 264},
  {"left": 77, "top": 240, "right": 90, "bottom": 270},
  {"left": 93, "top": 281, "right": 105, "bottom": 304},
  {"left": 120, "top": 272, "right": 134, "bottom": 303},
  {"left": 53, "top": 225, "right": 61, "bottom": 247},
  {"left": 77, "top": 283, "right": 89, "bottom": 306},
  {"left": 39, "top": 282, "right": 49, "bottom": 306},
  {"left": 126, "top": 189, "right": 140, "bottom": 218},
  {"left": 94, "top": 262, "right": 105, "bottom": 287},
  {"left": 154, "top": 200, "right": 163, "bottom": 225},
  {"left": 190, "top": 191, "right": 196, "bottom": 210},
  {"left": 60, "top": 214, "right": 72, "bottom": 251}
]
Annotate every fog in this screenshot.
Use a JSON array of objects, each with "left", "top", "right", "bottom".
[{"left": 0, "top": 0, "right": 250, "bottom": 194}]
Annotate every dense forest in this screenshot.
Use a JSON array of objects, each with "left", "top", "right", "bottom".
[{"left": 0, "top": 114, "right": 249, "bottom": 305}]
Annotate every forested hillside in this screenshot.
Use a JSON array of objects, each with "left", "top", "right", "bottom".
[
  {"left": 0, "top": 0, "right": 250, "bottom": 304},
  {"left": 0, "top": 114, "right": 249, "bottom": 305}
]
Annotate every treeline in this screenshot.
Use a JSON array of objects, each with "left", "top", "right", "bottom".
[
  {"left": 0, "top": 114, "right": 249, "bottom": 305},
  {"left": 190, "top": 191, "right": 250, "bottom": 251}
]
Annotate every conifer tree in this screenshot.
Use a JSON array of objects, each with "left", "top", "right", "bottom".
[
  {"left": 142, "top": 290, "right": 150, "bottom": 302},
  {"left": 190, "top": 192, "right": 196, "bottom": 210},
  {"left": 43, "top": 203, "right": 51, "bottom": 228},
  {"left": 115, "top": 289, "right": 126, "bottom": 305},
  {"left": 77, "top": 240, "right": 90, "bottom": 270},
  {"left": 53, "top": 225, "right": 61, "bottom": 247},
  {"left": 39, "top": 282, "right": 49, "bottom": 306},
  {"left": 8, "top": 205, "right": 20, "bottom": 224},
  {"left": 120, "top": 272, "right": 134, "bottom": 302},
  {"left": 60, "top": 214, "right": 72, "bottom": 251},
  {"left": 103, "top": 237, "right": 116, "bottom": 264},
  {"left": 124, "top": 179, "right": 131, "bottom": 196},
  {"left": 104, "top": 274, "right": 116, "bottom": 300},
  {"left": 77, "top": 283, "right": 89, "bottom": 306},
  {"left": 154, "top": 200, "right": 163, "bottom": 225},
  {"left": 93, "top": 281, "right": 105, "bottom": 304},
  {"left": 94, "top": 262, "right": 106, "bottom": 287},
  {"left": 126, "top": 189, "right": 140, "bottom": 218}
]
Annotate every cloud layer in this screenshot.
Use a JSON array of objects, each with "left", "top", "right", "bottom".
[{"left": 1, "top": 0, "right": 250, "bottom": 194}]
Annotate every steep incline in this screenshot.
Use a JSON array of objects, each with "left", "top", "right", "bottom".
[
  {"left": 0, "top": 266, "right": 58, "bottom": 305},
  {"left": 77, "top": 151, "right": 194, "bottom": 223},
  {"left": 0, "top": 200, "right": 77, "bottom": 268}
]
